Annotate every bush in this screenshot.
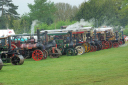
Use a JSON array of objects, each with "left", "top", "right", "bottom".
[
  {"left": 124, "top": 28, "right": 128, "bottom": 36},
  {"left": 35, "top": 20, "right": 77, "bottom": 31},
  {"left": 124, "top": 24, "right": 128, "bottom": 36}
]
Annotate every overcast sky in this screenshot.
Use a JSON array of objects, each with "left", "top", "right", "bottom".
[{"left": 12, "top": 0, "right": 86, "bottom": 16}]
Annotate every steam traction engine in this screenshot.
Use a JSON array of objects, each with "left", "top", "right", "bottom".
[
  {"left": 11, "top": 29, "right": 62, "bottom": 60},
  {"left": 109, "top": 31, "right": 125, "bottom": 48},
  {"left": 72, "top": 31, "right": 90, "bottom": 54},
  {"left": 86, "top": 30, "right": 103, "bottom": 52},
  {"left": 96, "top": 29, "right": 124, "bottom": 48},
  {"left": 0, "top": 36, "right": 24, "bottom": 69},
  {"left": 43, "top": 31, "right": 77, "bottom": 57},
  {"left": 19, "top": 29, "right": 48, "bottom": 61},
  {"left": 45, "top": 31, "right": 87, "bottom": 56},
  {"left": 41, "top": 31, "right": 62, "bottom": 58}
]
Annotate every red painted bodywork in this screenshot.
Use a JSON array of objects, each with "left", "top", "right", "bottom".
[{"left": 72, "top": 31, "right": 84, "bottom": 34}]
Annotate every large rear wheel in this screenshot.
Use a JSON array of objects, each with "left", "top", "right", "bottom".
[
  {"left": 82, "top": 43, "right": 88, "bottom": 53},
  {"left": 102, "top": 41, "right": 110, "bottom": 49},
  {"left": 113, "top": 42, "right": 119, "bottom": 48},
  {"left": 42, "top": 50, "right": 48, "bottom": 60},
  {"left": 119, "top": 40, "right": 123, "bottom": 45},
  {"left": 49, "top": 48, "right": 61, "bottom": 58},
  {"left": 74, "top": 49, "right": 78, "bottom": 55},
  {"left": 108, "top": 41, "right": 112, "bottom": 48},
  {"left": 75, "top": 45, "right": 85, "bottom": 55},
  {"left": 93, "top": 45, "right": 97, "bottom": 52},
  {"left": 11, "top": 55, "right": 24, "bottom": 65},
  {"left": 32, "top": 49, "right": 43, "bottom": 61},
  {"left": 66, "top": 48, "right": 74, "bottom": 56},
  {"left": 90, "top": 45, "right": 94, "bottom": 52},
  {"left": 85, "top": 42, "right": 91, "bottom": 53}
]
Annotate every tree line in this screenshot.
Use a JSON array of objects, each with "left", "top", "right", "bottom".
[{"left": 0, "top": 0, "right": 128, "bottom": 35}]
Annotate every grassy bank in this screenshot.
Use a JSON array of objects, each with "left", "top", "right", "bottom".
[{"left": 0, "top": 44, "right": 128, "bottom": 85}]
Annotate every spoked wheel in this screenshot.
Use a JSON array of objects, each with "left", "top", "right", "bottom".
[
  {"left": 82, "top": 43, "right": 88, "bottom": 53},
  {"left": 75, "top": 45, "right": 85, "bottom": 55},
  {"left": 113, "top": 42, "right": 119, "bottom": 48},
  {"left": 119, "top": 40, "right": 123, "bottom": 45},
  {"left": 32, "top": 49, "right": 43, "bottom": 61},
  {"left": 74, "top": 49, "right": 78, "bottom": 55},
  {"left": 66, "top": 48, "right": 74, "bottom": 56},
  {"left": 103, "top": 41, "right": 110, "bottom": 49},
  {"left": 1, "top": 53, "right": 9, "bottom": 63},
  {"left": 42, "top": 50, "right": 48, "bottom": 60},
  {"left": 85, "top": 42, "right": 91, "bottom": 53},
  {"left": 49, "top": 48, "right": 61, "bottom": 58},
  {"left": 11, "top": 55, "right": 24, "bottom": 65},
  {"left": 102, "top": 41, "right": 105, "bottom": 48},
  {"left": 99, "top": 43, "right": 103, "bottom": 50},
  {"left": 0, "top": 59, "right": 3, "bottom": 70},
  {"left": 101, "top": 44, "right": 105, "bottom": 50},
  {"left": 93, "top": 45, "right": 97, "bottom": 52},
  {"left": 58, "top": 47, "right": 64, "bottom": 54},
  {"left": 90, "top": 45, "right": 94, "bottom": 52},
  {"left": 108, "top": 41, "right": 112, "bottom": 48},
  {"left": 95, "top": 43, "right": 102, "bottom": 51}
]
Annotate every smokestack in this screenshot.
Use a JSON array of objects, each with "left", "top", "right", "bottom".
[
  {"left": 97, "top": 33, "right": 101, "bottom": 40},
  {"left": 8, "top": 36, "right": 11, "bottom": 51},
  {"left": 69, "top": 31, "right": 72, "bottom": 42},
  {"left": 45, "top": 31, "right": 48, "bottom": 45},
  {"left": 94, "top": 30, "right": 97, "bottom": 40},
  {"left": 115, "top": 31, "right": 118, "bottom": 40}
]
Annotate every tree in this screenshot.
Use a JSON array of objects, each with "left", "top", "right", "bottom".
[
  {"left": 28, "top": 0, "right": 56, "bottom": 25},
  {"left": 74, "top": 0, "right": 123, "bottom": 27},
  {"left": 118, "top": 5, "right": 128, "bottom": 27},
  {"left": 54, "top": 3, "right": 79, "bottom": 21},
  {"left": 0, "top": 0, "right": 19, "bottom": 29},
  {"left": 75, "top": 0, "right": 105, "bottom": 27},
  {"left": 123, "top": 28, "right": 128, "bottom": 36},
  {"left": 12, "top": 19, "right": 21, "bottom": 34},
  {"left": 118, "top": 0, "right": 128, "bottom": 27},
  {"left": 20, "top": 14, "right": 32, "bottom": 33}
]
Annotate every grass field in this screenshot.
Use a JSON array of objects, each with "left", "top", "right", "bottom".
[{"left": 0, "top": 43, "right": 128, "bottom": 85}]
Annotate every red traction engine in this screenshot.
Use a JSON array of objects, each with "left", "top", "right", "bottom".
[
  {"left": 109, "top": 31, "right": 124, "bottom": 48},
  {"left": 12, "top": 29, "right": 47, "bottom": 61},
  {"left": 96, "top": 31, "right": 111, "bottom": 49},
  {"left": 91, "top": 30, "right": 102, "bottom": 51},
  {"left": 85, "top": 31, "right": 102, "bottom": 52},
  {"left": 20, "top": 29, "right": 47, "bottom": 61}
]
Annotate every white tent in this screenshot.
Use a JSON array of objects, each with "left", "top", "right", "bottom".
[{"left": 0, "top": 29, "right": 15, "bottom": 37}]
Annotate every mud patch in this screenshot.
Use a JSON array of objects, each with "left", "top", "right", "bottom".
[{"left": 0, "top": 83, "right": 3, "bottom": 85}]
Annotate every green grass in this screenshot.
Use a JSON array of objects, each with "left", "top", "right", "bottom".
[{"left": 0, "top": 43, "right": 128, "bottom": 85}]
